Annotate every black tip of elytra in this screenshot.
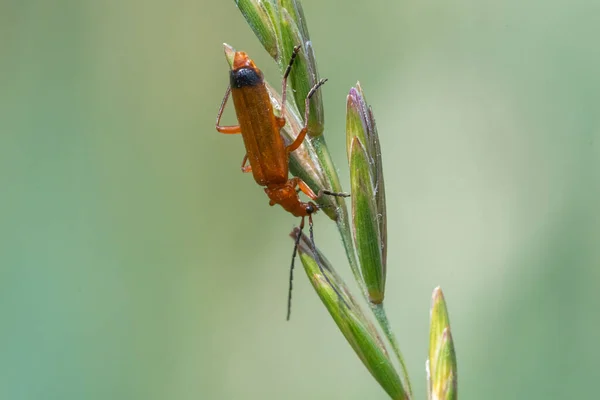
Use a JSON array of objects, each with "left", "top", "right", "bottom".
[{"left": 230, "top": 67, "right": 263, "bottom": 88}]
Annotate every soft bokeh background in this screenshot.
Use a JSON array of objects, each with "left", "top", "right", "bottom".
[{"left": 2, "top": 0, "right": 599, "bottom": 399}]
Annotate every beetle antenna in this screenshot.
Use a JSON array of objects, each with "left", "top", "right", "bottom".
[
  {"left": 314, "top": 189, "right": 351, "bottom": 211},
  {"left": 319, "top": 189, "right": 350, "bottom": 198},
  {"left": 287, "top": 215, "right": 304, "bottom": 321}
]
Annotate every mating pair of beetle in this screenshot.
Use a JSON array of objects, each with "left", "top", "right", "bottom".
[{"left": 215, "top": 46, "right": 348, "bottom": 319}]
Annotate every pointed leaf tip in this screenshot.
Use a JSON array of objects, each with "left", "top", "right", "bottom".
[
  {"left": 223, "top": 43, "right": 236, "bottom": 68},
  {"left": 428, "top": 287, "right": 457, "bottom": 400}
]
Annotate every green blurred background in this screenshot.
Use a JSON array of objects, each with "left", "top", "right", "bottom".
[{"left": 1, "top": 0, "right": 599, "bottom": 399}]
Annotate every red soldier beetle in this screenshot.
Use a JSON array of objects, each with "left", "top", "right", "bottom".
[{"left": 215, "top": 46, "right": 349, "bottom": 319}]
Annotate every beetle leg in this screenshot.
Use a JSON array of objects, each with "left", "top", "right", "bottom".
[
  {"left": 290, "top": 177, "right": 349, "bottom": 201},
  {"left": 280, "top": 45, "right": 301, "bottom": 123},
  {"left": 276, "top": 116, "right": 286, "bottom": 128},
  {"left": 241, "top": 154, "right": 252, "bottom": 173},
  {"left": 290, "top": 177, "right": 318, "bottom": 200},
  {"left": 285, "top": 78, "right": 328, "bottom": 153},
  {"left": 215, "top": 85, "right": 242, "bottom": 134}
]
